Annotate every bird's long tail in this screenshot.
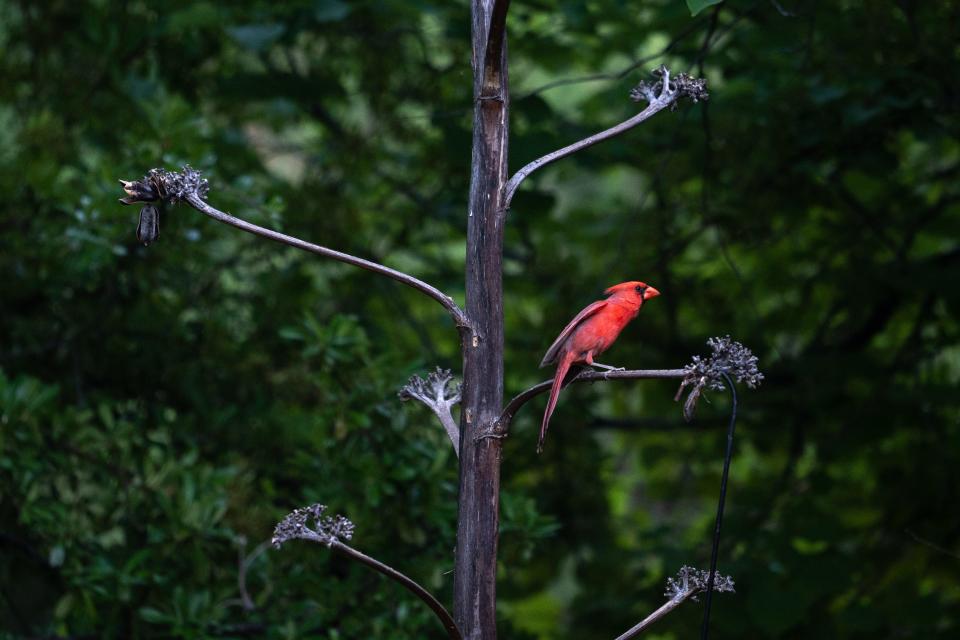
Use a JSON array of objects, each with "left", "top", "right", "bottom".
[{"left": 538, "top": 353, "right": 575, "bottom": 453}]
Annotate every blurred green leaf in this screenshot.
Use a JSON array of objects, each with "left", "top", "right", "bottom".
[{"left": 685, "top": 0, "right": 723, "bottom": 16}]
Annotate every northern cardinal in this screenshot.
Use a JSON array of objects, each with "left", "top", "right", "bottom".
[{"left": 538, "top": 281, "right": 660, "bottom": 452}]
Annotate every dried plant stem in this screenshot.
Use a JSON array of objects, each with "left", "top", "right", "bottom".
[
  {"left": 328, "top": 541, "right": 462, "bottom": 640},
  {"left": 494, "top": 368, "right": 686, "bottom": 434},
  {"left": 502, "top": 100, "right": 673, "bottom": 211},
  {"left": 614, "top": 592, "right": 695, "bottom": 640},
  {"left": 183, "top": 193, "right": 470, "bottom": 330},
  {"left": 435, "top": 408, "right": 461, "bottom": 455},
  {"left": 237, "top": 539, "right": 271, "bottom": 611},
  {"left": 616, "top": 566, "right": 735, "bottom": 640},
  {"left": 399, "top": 368, "right": 462, "bottom": 456}
]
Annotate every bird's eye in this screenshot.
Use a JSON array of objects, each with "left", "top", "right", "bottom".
[{"left": 635, "top": 285, "right": 644, "bottom": 294}]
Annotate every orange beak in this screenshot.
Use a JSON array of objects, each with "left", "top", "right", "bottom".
[{"left": 644, "top": 286, "right": 660, "bottom": 300}]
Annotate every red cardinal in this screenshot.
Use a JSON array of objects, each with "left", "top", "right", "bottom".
[{"left": 538, "top": 281, "right": 660, "bottom": 452}]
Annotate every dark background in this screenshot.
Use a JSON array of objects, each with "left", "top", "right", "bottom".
[{"left": 1, "top": 0, "right": 958, "bottom": 637}]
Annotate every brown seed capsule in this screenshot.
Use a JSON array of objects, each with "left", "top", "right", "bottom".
[
  {"left": 136, "top": 204, "right": 160, "bottom": 246},
  {"left": 119, "top": 178, "right": 160, "bottom": 205}
]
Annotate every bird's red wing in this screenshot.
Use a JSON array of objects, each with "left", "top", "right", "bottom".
[{"left": 539, "top": 299, "right": 608, "bottom": 367}]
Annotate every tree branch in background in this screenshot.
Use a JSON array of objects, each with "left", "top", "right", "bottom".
[
  {"left": 614, "top": 566, "right": 735, "bottom": 640},
  {"left": 272, "top": 504, "right": 463, "bottom": 640},
  {"left": 118, "top": 168, "right": 472, "bottom": 331},
  {"left": 399, "top": 367, "right": 462, "bottom": 456},
  {"left": 517, "top": 19, "right": 705, "bottom": 99},
  {"left": 501, "top": 65, "right": 708, "bottom": 212},
  {"left": 235, "top": 537, "right": 271, "bottom": 612}
]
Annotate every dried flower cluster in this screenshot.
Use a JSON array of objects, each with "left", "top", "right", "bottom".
[
  {"left": 665, "top": 566, "right": 736, "bottom": 602},
  {"left": 272, "top": 503, "right": 356, "bottom": 549},
  {"left": 398, "top": 367, "right": 462, "bottom": 407},
  {"left": 119, "top": 166, "right": 210, "bottom": 246},
  {"left": 675, "top": 336, "right": 763, "bottom": 421},
  {"left": 630, "top": 65, "right": 709, "bottom": 110},
  {"left": 119, "top": 166, "right": 210, "bottom": 205},
  {"left": 399, "top": 367, "right": 463, "bottom": 455}
]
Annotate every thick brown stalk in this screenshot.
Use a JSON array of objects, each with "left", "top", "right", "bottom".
[{"left": 454, "top": 1, "right": 509, "bottom": 638}]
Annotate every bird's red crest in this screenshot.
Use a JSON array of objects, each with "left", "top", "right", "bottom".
[{"left": 604, "top": 281, "right": 651, "bottom": 295}]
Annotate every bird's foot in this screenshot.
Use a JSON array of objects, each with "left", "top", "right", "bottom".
[{"left": 590, "top": 362, "right": 626, "bottom": 372}]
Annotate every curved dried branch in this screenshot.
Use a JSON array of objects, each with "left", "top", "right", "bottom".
[
  {"left": 330, "top": 542, "right": 461, "bottom": 640},
  {"left": 502, "top": 66, "right": 707, "bottom": 212},
  {"left": 493, "top": 368, "right": 687, "bottom": 436},
  {"left": 273, "top": 504, "right": 462, "bottom": 640},
  {"left": 118, "top": 167, "right": 471, "bottom": 331},
  {"left": 235, "top": 537, "right": 271, "bottom": 612},
  {"left": 399, "top": 367, "right": 462, "bottom": 456},
  {"left": 614, "top": 566, "right": 734, "bottom": 640}
]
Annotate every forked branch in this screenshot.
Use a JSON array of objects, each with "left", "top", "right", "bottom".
[
  {"left": 502, "top": 65, "right": 707, "bottom": 212},
  {"left": 118, "top": 167, "right": 471, "bottom": 331},
  {"left": 273, "top": 504, "right": 462, "bottom": 640}
]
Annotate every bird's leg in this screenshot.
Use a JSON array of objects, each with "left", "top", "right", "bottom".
[
  {"left": 589, "top": 362, "right": 626, "bottom": 372},
  {"left": 582, "top": 354, "right": 625, "bottom": 378}
]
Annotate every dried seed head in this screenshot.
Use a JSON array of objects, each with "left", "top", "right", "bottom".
[
  {"left": 118, "top": 166, "right": 210, "bottom": 206},
  {"left": 630, "top": 65, "right": 708, "bottom": 106},
  {"left": 665, "top": 565, "right": 735, "bottom": 601},
  {"left": 676, "top": 337, "right": 763, "bottom": 421},
  {"left": 272, "top": 503, "right": 356, "bottom": 549},
  {"left": 398, "top": 367, "right": 461, "bottom": 407}
]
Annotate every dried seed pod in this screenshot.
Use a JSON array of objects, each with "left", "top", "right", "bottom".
[
  {"left": 682, "top": 379, "right": 705, "bottom": 422},
  {"left": 136, "top": 204, "right": 160, "bottom": 246},
  {"left": 119, "top": 179, "right": 160, "bottom": 205}
]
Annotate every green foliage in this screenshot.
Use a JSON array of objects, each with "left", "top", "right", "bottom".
[{"left": 2, "top": 0, "right": 959, "bottom": 638}]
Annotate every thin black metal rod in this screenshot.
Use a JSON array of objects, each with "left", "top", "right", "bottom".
[{"left": 700, "top": 371, "right": 738, "bottom": 640}]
